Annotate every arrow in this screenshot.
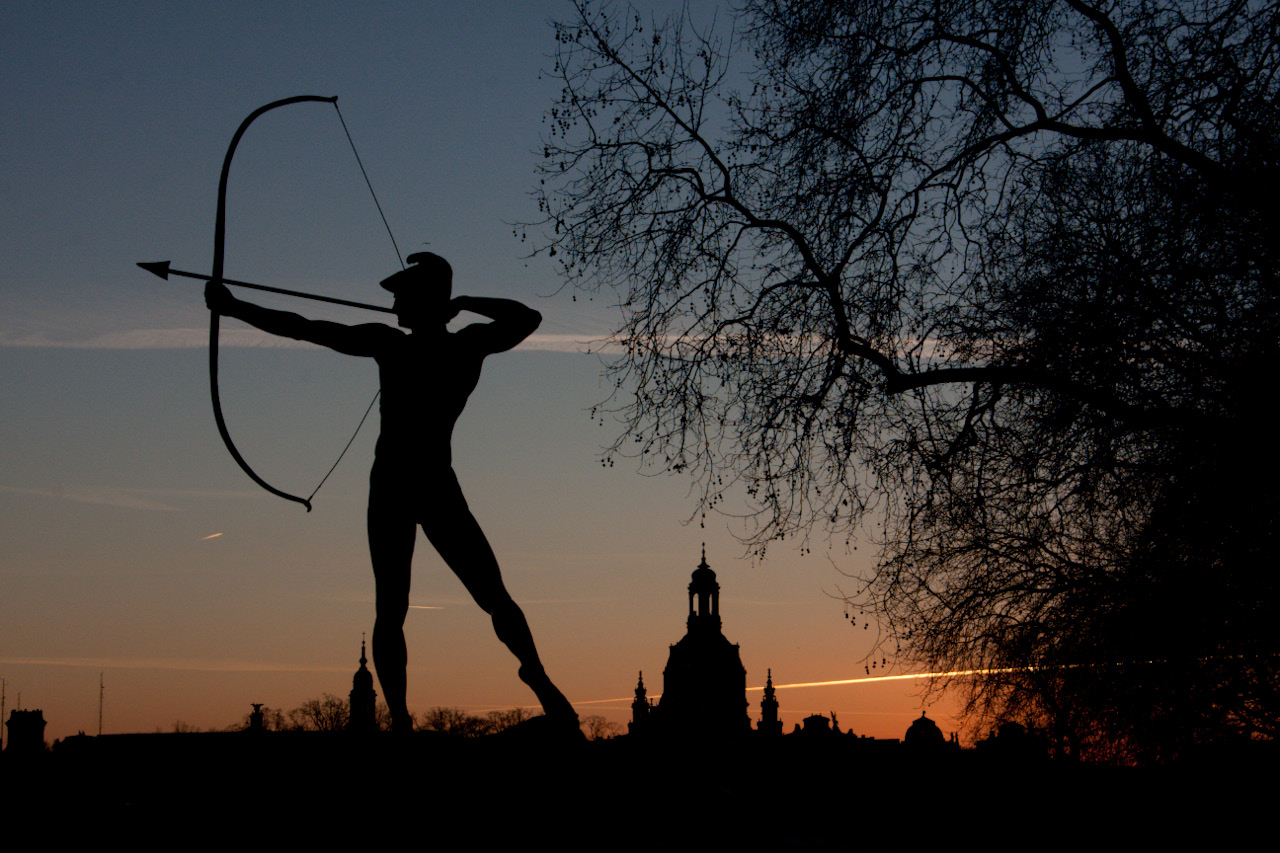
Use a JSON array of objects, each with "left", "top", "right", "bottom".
[{"left": 137, "top": 260, "right": 394, "bottom": 314}]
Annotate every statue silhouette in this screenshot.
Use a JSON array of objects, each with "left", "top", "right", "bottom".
[{"left": 206, "top": 252, "right": 576, "bottom": 733}]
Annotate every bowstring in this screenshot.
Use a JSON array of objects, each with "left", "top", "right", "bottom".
[
  {"left": 307, "top": 384, "right": 382, "bottom": 504},
  {"left": 306, "top": 100, "right": 404, "bottom": 505},
  {"left": 334, "top": 101, "right": 405, "bottom": 268}
]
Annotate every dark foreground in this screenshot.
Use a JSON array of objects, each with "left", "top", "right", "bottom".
[{"left": 6, "top": 731, "right": 1275, "bottom": 847}]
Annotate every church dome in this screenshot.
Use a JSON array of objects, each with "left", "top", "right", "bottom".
[{"left": 904, "top": 713, "right": 945, "bottom": 746}]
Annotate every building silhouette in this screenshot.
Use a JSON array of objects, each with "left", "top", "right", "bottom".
[
  {"left": 348, "top": 637, "right": 378, "bottom": 733},
  {"left": 625, "top": 550, "right": 962, "bottom": 751},
  {"left": 629, "top": 671, "right": 652, "bottom": 735},
  {"left": 796, "top": 713, "right": 840, "bottom": 736},
  {"left": 633, "top": 549, "right": 751, "bottom": 738},
  {"left": 4, "top": 709, "right": 46, "bottom": 755},
  {"left": 758, "top": 669, "right": 782, "bottom": 736},
  {"left": 905, "top": 713, "right": 945, "bottom": 748}
]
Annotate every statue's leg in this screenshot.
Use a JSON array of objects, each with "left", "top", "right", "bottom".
[
  {"left": 368, "top": 493, "right": 415, "bottom": 733},
  {"left": 422, "top": 473, "right": 577, "bottom": 723}
]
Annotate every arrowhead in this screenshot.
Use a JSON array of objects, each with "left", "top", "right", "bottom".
[{"left": 137, "top": 260, "right": 171, "bottom": 280}]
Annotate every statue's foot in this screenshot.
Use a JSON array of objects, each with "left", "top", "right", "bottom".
[
  {"left": 518, "top": 665, "right": 578, "bottom": 723},
  {"left": 391, "top": 713, "right": 414, "bottom": 735},
  {"left": 502, "top": 712, "right": 586, "bottom": 742}
]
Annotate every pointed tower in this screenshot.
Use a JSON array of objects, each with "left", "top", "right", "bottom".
[
  {"left": 348, "top": 636, "right": 378, "bottom": 733},
  {"left": 758, "top": 668, "right": 782, "bottom": 736},
  {"left": 629, "top": 671, "right": 653, "bottom": 735},
  {"left": 657, "top": 547, "right": 750, "bottom": 738}
]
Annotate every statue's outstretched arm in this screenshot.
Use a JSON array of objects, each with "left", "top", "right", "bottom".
[{"left": 208, "top": 281, "right": 390, "bottom": 357}]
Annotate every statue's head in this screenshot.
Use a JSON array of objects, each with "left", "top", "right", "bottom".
[{"left": 381, "top": 252, "right": 452, "bottom": 329}]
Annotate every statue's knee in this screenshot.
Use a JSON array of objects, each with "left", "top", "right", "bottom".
[
  {"left": 489, "top": 594, "right": 521, "bottom": 622},
  {"left": 374, "top": 597, "right": 409, "bottom": 622}
]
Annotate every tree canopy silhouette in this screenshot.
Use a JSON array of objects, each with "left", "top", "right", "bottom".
[{"left": 535, "top": 0, "right": 1279, "bottom": 759}]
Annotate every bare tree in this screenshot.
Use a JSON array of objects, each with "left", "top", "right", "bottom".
[
  {"left": 375, "top": 701, "right": 394, "bottom": 733},
  {"left": 414, "top": 706, "right": 536, "bottom": 736},
  {"left": 535, "top": 0, "right": 1279, "bottom": 759},
  {"left": 417, "top": 706, "right": 493, "bottom": 737},
  {"left": 485, "top": 707, "right": 534, "bottom": 733},
  {"left": 288, "top": 693, "right": 349, "bottom": 732},
  {"left": 581, "top": 714, "right": 623, "bottom": 741}
]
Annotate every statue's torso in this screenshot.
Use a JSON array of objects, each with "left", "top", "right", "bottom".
[{"left": 372, "top": 329, "right": 484, "bottom": 473}]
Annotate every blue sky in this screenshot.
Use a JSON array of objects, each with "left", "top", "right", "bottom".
[{"left": 1, "top": 1, "right": 959, "bottom": 741}]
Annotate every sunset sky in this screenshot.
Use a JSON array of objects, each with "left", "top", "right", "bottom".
[{"left": 2, "top": 1, "right": 961, "bottom": 742}]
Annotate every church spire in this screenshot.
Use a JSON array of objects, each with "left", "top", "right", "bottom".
[
  {"left": 348, "top": 633, "right": 377, "bottom": 733},
  {"left": 759, "top": 668, "right": 782, "bottom": 735},
  {"left": 629, "top": 671, "right": 653, "bottom": 735}
]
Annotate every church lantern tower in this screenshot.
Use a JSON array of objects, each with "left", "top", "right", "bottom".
[{"left": 687, "top": 552, "right": 721, "bottom": 633}]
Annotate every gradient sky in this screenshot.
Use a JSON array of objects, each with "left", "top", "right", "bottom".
[{"left": 2, "top": 1, "right": 961, "bottom": 742}]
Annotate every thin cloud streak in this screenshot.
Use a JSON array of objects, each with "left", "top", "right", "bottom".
[
  {"left": 521, "top": 334, "right": 615, "bottom": 353},
  {"left": 0, "top": 328, "right": 318, "bottom": 350},
  {"left": 518, "top": 598, "right": 614, "bottom": 605},
  {"left": 0, "top": 328, "right": 615, "bottom": 353},
  {"left": 0, "top": 656, "right": 352, "bottom": 673},
  {"left": 0, "top": 484, "right": 269, "bottom": 511},
  {"left": 406, "top": 598, "right": 606, "bottom": 609},
  {"left": 0, "top": 484, "right": 183, "bottom": 512}
]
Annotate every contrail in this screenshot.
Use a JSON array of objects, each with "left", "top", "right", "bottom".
[
  {"left": 761, "top": 668, "right": 1018, "bottom": 691},
  {"left": 200, "top": 532, "right": 223, "bottom": 540},
  {"left": 569, "top": 668, "right": 1008, "bottom": 706}
]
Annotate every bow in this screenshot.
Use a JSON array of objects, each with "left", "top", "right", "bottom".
[{"left": 208, "top": 95, "right": 399, "bottom": 511}]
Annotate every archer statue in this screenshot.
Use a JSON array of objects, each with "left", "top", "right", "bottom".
[{"left": 206, "top": 252, "right": 577, "bottom": 733}]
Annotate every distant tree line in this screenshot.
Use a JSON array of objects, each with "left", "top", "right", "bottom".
[{"left": 168, "top": 697, "right": 624, "bottom": 740}]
